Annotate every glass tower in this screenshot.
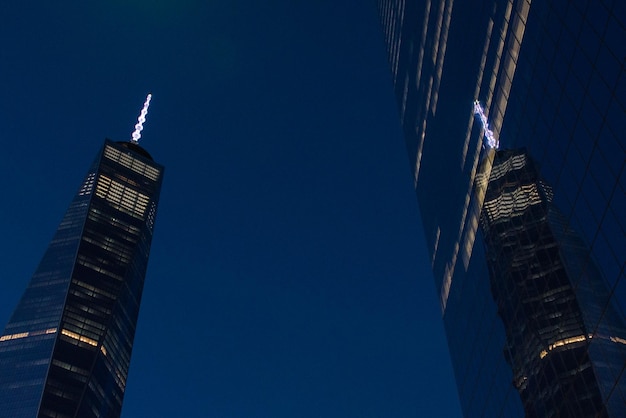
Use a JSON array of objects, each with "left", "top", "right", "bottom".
[
  {"left": 378, "top": 0, "right": 624, "bottom": 416},
  {"left": 479, "top": 148, "right": 625, "bottom": 416},
  {"left": 0, "top": 140, "right": 163, "bottom": 418}
]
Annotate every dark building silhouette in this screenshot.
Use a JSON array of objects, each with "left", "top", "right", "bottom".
[
  {"left": 378, "top": 0, "right": 625, "bottom": 416},
  {"left": 479, "top": 148, "right": 625, "bottom": 417},
  {"left": 0, "top": 140, "right": 163, "bottom": 417}
]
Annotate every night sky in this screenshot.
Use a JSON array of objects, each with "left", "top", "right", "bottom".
[{"left": 0, "top": 1, "right": 462, "bottom": 417}]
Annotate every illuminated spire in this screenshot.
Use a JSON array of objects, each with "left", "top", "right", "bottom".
[
  {"left": 473, "top": 100, "right": 499, "bottom": 149},
  {"left": 131, "top": 93, "right": 152, "bottom": 143}
]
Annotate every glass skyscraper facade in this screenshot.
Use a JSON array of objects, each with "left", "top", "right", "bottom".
[
  {"left": 378, "top": 0, "right": 624, "bottom": 416},
  {"left": 479, "top": 148, "right": 625, "bottom": 416},
  {"left": 0, "top": 140, "right": 163, "bottom": 418}
]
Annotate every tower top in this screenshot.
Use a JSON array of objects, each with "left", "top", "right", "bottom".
[{"left": 131, "top": 93, "right": 152, "bottom": 143}]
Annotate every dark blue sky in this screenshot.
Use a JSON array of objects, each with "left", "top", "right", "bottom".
[{"left": 0, "top": 1, "right": 462, "bottom": 416}]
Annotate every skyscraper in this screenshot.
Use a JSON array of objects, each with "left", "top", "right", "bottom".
[
  {"left": 0, "top": 139, "right": 163, "bottom": 417},
  {"left": 479, "top": 148, "right": 625, "bottom": 416},
  {"left": 378, "top": 0, "right": 625, "bottom": 416}
]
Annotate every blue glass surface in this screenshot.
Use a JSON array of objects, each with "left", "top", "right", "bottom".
[{"left": 378, "top": 0, "right": 624, "bottom": 415}]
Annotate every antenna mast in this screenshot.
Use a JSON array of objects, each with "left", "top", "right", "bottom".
[
  {"left": 473, "top": 100, "right": 499, "bottom": 149},
  {"left": 131, "top": 93, "right": 152, "bottom": 143}
]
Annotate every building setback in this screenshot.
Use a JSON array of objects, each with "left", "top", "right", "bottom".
[
  {"left": 0, "top": 140, "right": 163, "bottom": 417},
  {"left": 378, "top": 0, "right": 625, "bottom": 416}
]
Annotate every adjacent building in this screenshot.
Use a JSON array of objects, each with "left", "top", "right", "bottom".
[
  {"left": 378, "top": 0, "right": 625, "bottom": 416},
  {"left": 0, "top": 140, "right": 163, "bottom": 417}
]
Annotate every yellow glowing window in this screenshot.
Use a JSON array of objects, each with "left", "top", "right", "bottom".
[
  {"left": 539, "top": 335, "right": 588, "bottom": 359},
  {"left": 104, "top": 145, "right": 160, "bottom": 181},
  {"left": 0, "top": 328, "right": 57, "bottom": 342},
  {"left": 61, "top": 329, "right": 98, "bottom": 347},
  {"left": 95, "top": 175, "right": 150, "bottom": 219}
]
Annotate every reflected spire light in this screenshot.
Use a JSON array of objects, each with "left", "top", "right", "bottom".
[
  {"left": 131, "top": 94, "right": 152, "bottom": 143},
  {"left": 473, "top": 100, "right": 499, "bottom": 149}
]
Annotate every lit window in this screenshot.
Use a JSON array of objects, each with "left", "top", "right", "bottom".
[
  {"left": 103, "top": 145, "right": 160, "bottom": 181},
  {"left": 95, "top": 175, "right": 150, "bottom": 219}
]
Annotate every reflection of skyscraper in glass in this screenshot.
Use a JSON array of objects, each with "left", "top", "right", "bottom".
[
  {"left": 479, "top": 148, "right": 625, "bottom": 416},
  {"left": 378, "top": 0, "right": 625, "bottom": 416},
  {"left": 0, "top": 140, "right": 163, "bottom": 417}
]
